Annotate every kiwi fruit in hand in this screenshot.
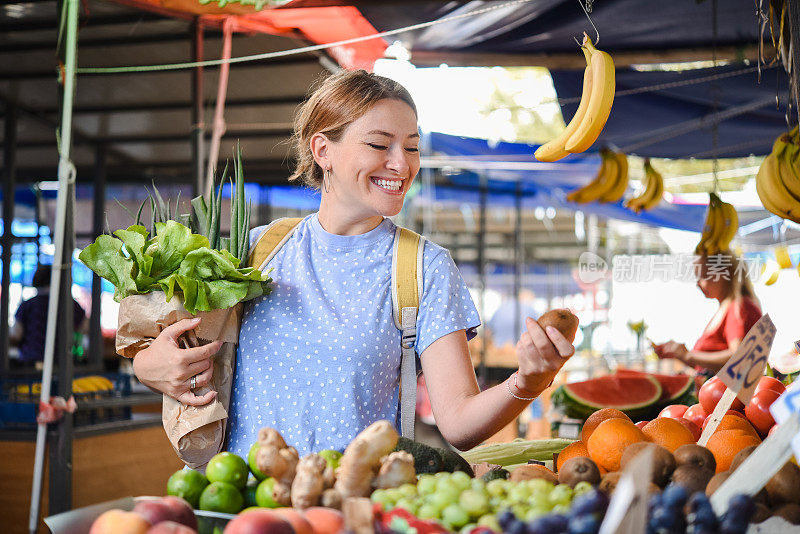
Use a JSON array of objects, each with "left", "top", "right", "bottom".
[{"left": 537, "top": 309, "right": 579, "bottom": 343}]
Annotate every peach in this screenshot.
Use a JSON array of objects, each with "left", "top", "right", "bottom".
[{"left": 90, "top": 509, "right": 151, "bottom": 534}]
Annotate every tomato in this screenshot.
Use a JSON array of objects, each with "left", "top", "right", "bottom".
[
  {"left": 634, "top": 421, "right": 648, "bottom": 430},
  {"left": 659, "top": 405, "right": 689, "bottom": 419},
  {"left": 699, "top": 376, "right": 745, "bottom": 414},
  {"left": 683, "top": 403, "right": 708, "bottom": 429},
  {"left": 754, "top": 376, "right": 786, "bottom": 396},
  {"left": 745, "top": 388, "right": 780, "bottom": 436}
]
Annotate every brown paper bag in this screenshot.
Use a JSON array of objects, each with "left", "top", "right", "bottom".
[{"left": 116, "top": 292, "right": 242, "bottom": 469}]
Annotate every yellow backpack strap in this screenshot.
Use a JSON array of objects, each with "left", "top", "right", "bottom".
[
  {"left": 247, "top": 217, "right": 303, "bottom": 271},
  {"left": 391, "top": 226, "right": 425, "bottom": 439}
]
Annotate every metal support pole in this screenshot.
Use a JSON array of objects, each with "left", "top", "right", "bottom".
[
  {"left": 477, "top": 174, "right": 487, "bottom": 383},
  {"left": 49, "top": 176, "right": 74, "bottom": 514},
  {"left": 1, "top": 102, "right": 16, "bottom": 374},
  {"left": 191, "top": 18, "right": 205, "bottom": 198},
  {"left": 29, "top": 0, "right": 78, "bottom": 529},
  {"left": 513, "top": 181, "right": 523, "bottom": 341},
  {"left": 89, "top": 147, "right": 105, "bottom": 368}
]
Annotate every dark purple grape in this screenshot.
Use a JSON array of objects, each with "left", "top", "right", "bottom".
[
  {"left": 649, "top": 506, "right": 685, "bottom": 534},
  {"left": 498, "top": 509, "right": 517, "bottom": 530},
  {"left": 719, "top": 518, "right": 748, "bottom": 534},
  {"left": 661, "top": 484, "right": 690, "bottom": 509},
  {"left": 567, "top": 514, "right": 600, "bottom": 534},
  {"left": 685, "top": 491, "right": 712, "bottom": 514},
  {"left": 507, "top": 519, "right": 527, "bottom": 534},
  {"left": 687, "top": 505, "right": 719, "bottom": 529},
  {"left": 526, "top": 515, "right": 568, "bottom": 534},
  {"left": 570, "top": 491, "right": 609, "bottom": 516},
  {"left": 722, "top": 494, "right": 755, "bottom": 524}
]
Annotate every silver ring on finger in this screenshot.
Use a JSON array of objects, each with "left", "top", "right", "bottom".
[{"left": 190, "top": 374, "right": 197, "bottom": 390}]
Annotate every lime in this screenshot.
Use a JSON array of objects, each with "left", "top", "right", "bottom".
[
  {"left": 206, "top": 452, "right": 249, "bottom": 490},
  {"left": 254, "top": 477, "right": 279, "bottom": 508},
  {"left": 243, "top": 478, "right": 259, "bottom": 508},
  {"left": 166, "top": 468, "right": 209, "bottom": 508},
  {"left": 199, "top": 481, "right": 245, "bottom": 514},
  {"left": 247, "top": 442, "right": 267, "bottom": 481},
  {"left": 318, "top": 449, "right": 343, "bottom": 471}
]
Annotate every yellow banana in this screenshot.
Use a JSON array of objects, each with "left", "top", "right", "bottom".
[
  {"left": 756, "top": 152, "right": 800, "bottom": 223},
  {"left": 777, "top": 136, "right": 800, "bottom": 200},
  {"left": 695, "top": 194, "right": 718, "bottom": 255},
  {"left": 535, "top": 47, "right": 594, "bottom": 162},
  {"left": 716, "top": 201, "right": 739, "bottom": 252},
  {"left": 599, "top": 151, "right": 628, "bottom": 202},
  {"left": 762, "top": 259, "right": 780, "bottom": 286},
  {"left": 624, "top": 160, "right": 655, "bottom": 213},
  {"left": 775, "top": 245, "right": 793, "bottom": 269},
  {"left": 565, "top": 34, "right": 615, "bottom": 153},
  {"left": 567, "top": 149, "right": 619, "bottom": 203},
  {"left": 705, "top": 194, "right": 729, "bottom": 255},
  {"left": 640, "top": 161, "right": 664, "bottom": 211}
]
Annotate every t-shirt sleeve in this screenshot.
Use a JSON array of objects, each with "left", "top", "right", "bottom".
[
  {"left": 415, "top": 247, "right": 481, "bottom": 356},
  {"left": 723, "top": 298, "right": 762, "bottom": 345}
]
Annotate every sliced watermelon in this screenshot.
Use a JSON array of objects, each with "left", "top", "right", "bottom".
[
  {"left": 615, "top": 368, "right": 694, "bottom": 404},
  {"left": 558, "top": 375, "right": 662, "bottom": 420}
]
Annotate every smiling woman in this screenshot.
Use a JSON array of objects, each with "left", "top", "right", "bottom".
[{"left": 132, "top": 69, "right": 577, "bottom": 460}]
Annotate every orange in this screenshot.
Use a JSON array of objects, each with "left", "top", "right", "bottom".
[
  {"left": 587, "top": 418, "right": 647, "bottom": 472},
  {"left": 712, "top": 414, "right": 760, "bottom": 438},
  {"left": 556, "top": 440, "right": 590, "bottom": 472},
  {"left": 581, "top": 408, "right": 632, "bottom": 443},
  {"left": 641, "top": 417, "right": 696, "bottom": 452},
  {"left": 705, "top": 429, "right": 762, "bottom": 473}
]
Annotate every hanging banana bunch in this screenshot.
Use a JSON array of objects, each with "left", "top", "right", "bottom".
[
  {"left": 694, "top": 193, "right": 739, "bottom": 255},
  {"left": 624, "top": 159, "right": 664, "bottom": 213},
  {"left": 534, "top": 33, "right": 615, "bottom": 162},
  {"left": 566, "top": 148, "right": 629, "bottom": 204},
  {"left": 756, "top": 126, "right": 800, "bottom": 223}
]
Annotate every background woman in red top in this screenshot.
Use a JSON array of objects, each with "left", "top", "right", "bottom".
[{"left": 654, "top": 252, "right": 761, "bottom": 375}]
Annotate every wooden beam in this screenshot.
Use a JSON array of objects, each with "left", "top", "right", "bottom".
[{"left": 410, "top": 45, "right": 772, "bottom": 69}]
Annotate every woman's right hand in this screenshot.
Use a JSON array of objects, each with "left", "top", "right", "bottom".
[{"left": 132, "top": 317, "right": 223, "bottom": 406}]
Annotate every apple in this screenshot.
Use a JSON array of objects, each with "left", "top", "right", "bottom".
[
  {"left": 683, "top": 404, "right": 708, "bottom": 429},
  {"left": 676, "top": 417, "right": 701, "bottom": 441},
  {"left": 160, "top": 496, "right": 197, "bottom": 530},
  {"left": 303, "top": 507, "right": 345, "bottom": 534},
  {"left": 658, "top": 405, "right": 688, "bottom": 419}
]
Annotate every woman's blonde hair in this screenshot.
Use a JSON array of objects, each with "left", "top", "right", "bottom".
[
  {"left": 697, "top": 251, "right": 759, "bottom": 304},
  {"left": 289, "top": 70, "right": 418, "bottom": 189}
]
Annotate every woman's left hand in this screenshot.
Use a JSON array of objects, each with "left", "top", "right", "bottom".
[
  {"left": 653, "top": 340, "right": 688, "bottom": 362},
  {"left": 514, "top": 317, "right": 575, "bottom": 395}
]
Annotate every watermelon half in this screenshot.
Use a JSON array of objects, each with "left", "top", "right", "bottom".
[
  {"left": 615, "top": 368, "right": 694, "bottom": 405},
  {"left": 558, "top": 375, "right": 662, "bottom": 420}
]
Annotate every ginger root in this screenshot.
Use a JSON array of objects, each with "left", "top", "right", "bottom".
[
  {"left": 291, "top": 454, "right": 328, "bottom": 509},
  {"left": 334, "top": 420, "right": 399, "bottom": 499},
  {"left": 321, "top": 488, "right": 343, "bottom": 510},
  {"left": 374, "top": 451, "right": 416, "bottom": 489},
  {"left": 255, "top": 428, "right": 299, "bottom": 506}
]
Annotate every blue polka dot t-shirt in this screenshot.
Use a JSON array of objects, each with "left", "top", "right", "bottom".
[{"left": 226, "top": 214, "right": 480, "bottom": 457}]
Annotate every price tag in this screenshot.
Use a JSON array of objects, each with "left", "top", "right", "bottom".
[
  {"left": 698, "top": 314, "right": 775, "bottom": 446},
  {"left": 770, "top": 380, "right": 800, "bottom": 458},
  {"left": 598, "top": 446, "right": 653, "bottom": 534}
]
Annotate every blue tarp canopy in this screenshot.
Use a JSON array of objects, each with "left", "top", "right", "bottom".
[
  {"left": 359, "top": 0, "right": 760, "bottom": 57},
  {"left": 425, "top": 132, "right": 708, "bottom": 232},
  {"left": 356, "top": 0, "right": 788, "bottom": 158}
]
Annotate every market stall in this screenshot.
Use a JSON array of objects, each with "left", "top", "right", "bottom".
[{"left": 4, "top": 0, "right": 800, "bottom": 533}]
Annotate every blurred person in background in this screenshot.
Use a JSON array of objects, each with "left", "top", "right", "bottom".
[
  {"left": 9, "top": 264, "right": 87, "bottom": 368},
  {"left": 653, "top": 252, "right": 761, "bottom": 379}
]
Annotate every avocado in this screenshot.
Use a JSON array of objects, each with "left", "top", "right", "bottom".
[
  {"left": 481, "top": 468, "right": 510, "bottom": 482},
  {"left": 435, "top": 447, "right": 475, "bottom": 477},
  {"left": 393, "top": 436, "right": 443, "bottom": 474}
]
